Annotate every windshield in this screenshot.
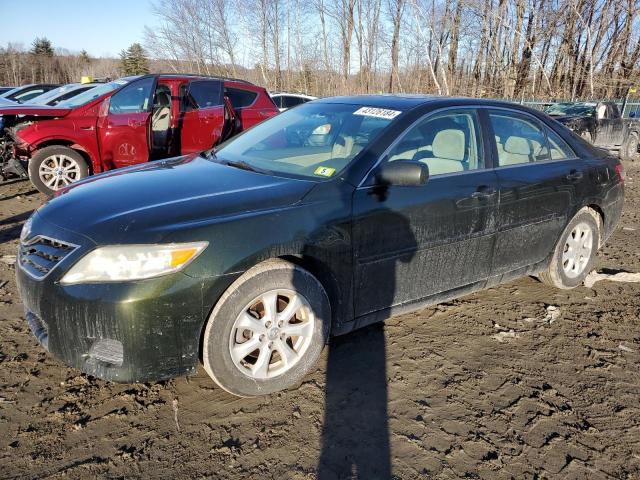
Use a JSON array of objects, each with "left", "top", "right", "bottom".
[
  {"left": 26, "top": 84, "right": 80, "bottom": 105},
  {"left": 56, "top": 80, "right": 128, "bottom": 108},
  {"left": 544, "top": 103, "right": 596, "bottom": 117},
  {"left": 214, "top": 103, "right": 402, "bottom": 179}
]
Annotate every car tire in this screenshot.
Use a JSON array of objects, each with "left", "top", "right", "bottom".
[
  {"left": 28, "top": 146, "right": 89, "bottom": 196},
  {"left": 539, "top": 208, "right": 600, "bottom": 289},
  {"left": 202, "top": 259, "right": 330, "bottom": 397},
  {"left": 622, "top": 131, "right": 640, "bottom": 162}
]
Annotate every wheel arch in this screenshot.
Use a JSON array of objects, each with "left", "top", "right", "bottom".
[
  {"left": 32, "top": 139, "right": 95, "bottom": 174},
  {"left": 585, "top": 203, "right": 605, "bottom": 248}
]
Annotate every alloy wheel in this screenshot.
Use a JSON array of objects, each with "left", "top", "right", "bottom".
[
  {"left": 39, "top": 154, "right": 81, "bottom": 190},
  {"left": 228, "top": 289, "right": 315, "bottom": 379},
  {"left": 562, "top": 221, "right": 593, "bottom": 278}
]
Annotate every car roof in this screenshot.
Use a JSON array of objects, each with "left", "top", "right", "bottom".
[{"left": 314, "top": 94, "right": 536, "bottom": 112}]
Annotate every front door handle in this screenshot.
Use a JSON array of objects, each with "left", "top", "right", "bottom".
[
  {"left": 566, "top": 170, "right": 584, "bottom": 182},
  {"left": 471, "top": 186, "right": 497, "bottom": 198}
]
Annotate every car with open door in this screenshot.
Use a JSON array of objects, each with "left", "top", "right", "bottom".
[
  {"left": 0, "top": 74, "right": 278, "bottom": 194},
  {"left": 16, "top": 96, "right": 624, "bottom": 396}
]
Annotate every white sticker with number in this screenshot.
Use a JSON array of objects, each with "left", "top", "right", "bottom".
[{"left": 353, "top": 107, "right": 402, "bottom": 120}]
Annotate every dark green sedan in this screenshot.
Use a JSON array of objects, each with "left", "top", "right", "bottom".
[{"left": 16, "top": 96, "right": 624, "bottom": 396}]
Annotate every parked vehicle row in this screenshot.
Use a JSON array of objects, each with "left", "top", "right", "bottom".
[
  {"left": 0, "top": 75, "right": 279, "bottom": 194},
  {"left": 0, "top": 83, "right": 60, "bottom": 103},
  {"left": 16, "top": 95, "right": 624, "bottom": 396},
  {"left": 544, "top": 101, "right": 640, "bottom": 161},
  {"left": 270, "top": 92, "right": 316, "bottom": 111}
]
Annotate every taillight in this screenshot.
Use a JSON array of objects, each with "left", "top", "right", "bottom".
[{"left": 615, "top": 163, "right": 625, "bottom": 184}]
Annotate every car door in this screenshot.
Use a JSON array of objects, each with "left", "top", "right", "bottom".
[
  {"left": 488, "top": 108, "right": 590, "bottom": 274},
  {"left": 352, "top": 108, "right": 499, "bottom": 318},
  {"left": 97, "top": 76, "right": 156, "bottom": 169},
  {"left": 178, "top": 80, "right": 225, "bottom": 154}
]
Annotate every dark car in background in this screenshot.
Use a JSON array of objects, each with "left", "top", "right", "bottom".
[
  {"left": 0, "top": 83, "right": 59, "bottom": 103},
  {"left": 545, "top": 101, "right": 640, "bottom": 161},
  {"left": 0, "top": 74, "right": 278, "bottom": 194},
  {"left": 16, "top": 96, "right": 624, "bottom": 397},
  {"left": 0, "top": 87, "right": 14, "bottom": 95}
]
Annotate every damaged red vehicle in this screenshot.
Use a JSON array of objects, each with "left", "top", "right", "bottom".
[{"left": 0, "top": 75, "right": 278, "bottom": 195}]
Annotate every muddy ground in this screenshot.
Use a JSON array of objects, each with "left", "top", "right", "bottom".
[{"left": 0, "top": 165, "right": 639, "bottom": 480}]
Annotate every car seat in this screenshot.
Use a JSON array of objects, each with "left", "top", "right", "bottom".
[{"left": 413, "top": 129, "right": 465, "bottom": 175}]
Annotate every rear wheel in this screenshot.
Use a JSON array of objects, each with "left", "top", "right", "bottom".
[
  {"left": 202, "top": 259, "right": 330, "bottom": 397},
  {"left": 29, "top": 146, "right": 89, "bottom": 196},
  {"left": 539, "top": 208, "right": 600, "bottom": 289},
  {"left": 622, "top": 131, "right": 640, "bottom": 162}
]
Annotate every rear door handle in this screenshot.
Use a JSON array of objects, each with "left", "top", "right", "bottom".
[{"left": 566, "top": 170, "right": 583, "bottom": 181}]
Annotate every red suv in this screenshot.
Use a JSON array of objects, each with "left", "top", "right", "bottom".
[{"left": 0, "top": 75, "right": 278, "bottom": 195}]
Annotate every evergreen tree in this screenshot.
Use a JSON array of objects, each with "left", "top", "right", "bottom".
[
  {"left": 120, "top": 43, "right": 150, "bottom": 75},
  {"left": 31, "top": 37, "right": 54, "bottom": 57},
  {"left": 79, "top": 50, "right": 91, "bottom": 64}
]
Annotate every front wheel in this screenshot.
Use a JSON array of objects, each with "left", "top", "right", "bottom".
[
  {"left": 539, "top": 208, "right": 600, "bottom": 289},
  {"left": 202, "top": 259, "right": 330, "bottom": 397},
  {"left": 28, "top": 146, "right": 89, "bottom": 196}
]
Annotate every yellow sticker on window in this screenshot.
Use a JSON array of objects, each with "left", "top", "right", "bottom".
[{"left": 314, "top": 166, "right": 336, "bottom": 177}]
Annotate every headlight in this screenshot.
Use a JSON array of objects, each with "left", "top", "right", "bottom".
[{"left": 60, "top": 242, "right": 208, "bottom": 285}]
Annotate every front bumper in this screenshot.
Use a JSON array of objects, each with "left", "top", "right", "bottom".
[
  {"left": 15, "top": 213, "right": 237, "bottom": 383},
  {"left": 16, "top": 264, "right": 214, "bottom": 382}
]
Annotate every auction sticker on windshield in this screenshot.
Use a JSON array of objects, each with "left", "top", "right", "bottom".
[
  {"left": 314, "top": 166, "right": 336, "bottom": 177},
  {"left": 353, "top": 107, "right": 401, "bottom": 120}
]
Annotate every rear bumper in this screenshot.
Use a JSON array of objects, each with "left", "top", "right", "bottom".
[{"left": 16, "top": 265, "right": 232, "bottom": 383}]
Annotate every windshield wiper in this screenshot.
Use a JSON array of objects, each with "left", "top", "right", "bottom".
[{"left": 222, "top": 159, "right": 271, "bottom": 175}]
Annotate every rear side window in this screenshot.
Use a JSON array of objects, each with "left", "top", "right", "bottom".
[
  {"left": 109, "top": 77, "right": 155, "bottom": 114},
  {"left": 184, "top": 80, "right": 222, "bottom": 111},
  {"left": 386, "top": 109, "right": 483, "bottom": 175},
  {"left": 546, "top": 128, "right": 575, "bottom": 160},
  {"left": 226, "top": 87, "right": 258, "bottom": 108},
  {"left": 489, "top": 112, "right": 550, "bottom": 166}
]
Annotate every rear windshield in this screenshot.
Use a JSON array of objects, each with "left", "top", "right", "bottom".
[
  {"left": 214, "top": 103, "right": 402, "bottom": 180},
  {"left": 56, "top": 80, "right": 130, "bottom": 108}
]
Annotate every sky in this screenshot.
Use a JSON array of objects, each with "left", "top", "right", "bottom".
[{"left": 0, "top": 0, "right": 160, "bottom": 57}]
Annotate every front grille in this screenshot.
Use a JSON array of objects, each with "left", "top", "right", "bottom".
[{"left": 18, "top": 236, "right": 77, "bottom": 279}]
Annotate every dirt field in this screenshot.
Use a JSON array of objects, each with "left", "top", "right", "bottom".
[{"left": 0, "top": 166, "right": 639, "bottom": 480}]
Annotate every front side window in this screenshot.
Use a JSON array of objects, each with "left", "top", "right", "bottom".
[
  {"left": 384, "top": 109, "right": 483, "bottom": 175},
  {"left": 109, "top": 77, "right": 155, "bottom": 115},
  {"left": 225, "top": 88, "right": 258, "bottom": 108},
  {"left": 215, "top": 103, "right": 401, "bottom": 179},
  {"left": 490, "top": 112, "right": 550, "bottom": 166}
]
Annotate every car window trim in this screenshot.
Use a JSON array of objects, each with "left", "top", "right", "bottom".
[
  {"left": 357, "top": 105, "right": 486, "bottom": 188},
  {"left": 108, "top": 76, "right": 158, "bottom": 116},
  {"left": 483, "top": 106, "right": 579, "bottom": 168}
]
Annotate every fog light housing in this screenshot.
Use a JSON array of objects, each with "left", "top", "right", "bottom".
[{"left": 88, "top": 338, "right": 124, "bottom": 367}]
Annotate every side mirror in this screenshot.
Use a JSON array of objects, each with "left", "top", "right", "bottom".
[{"left": 376, "top": 161, "right": 429, "bottom": 187}]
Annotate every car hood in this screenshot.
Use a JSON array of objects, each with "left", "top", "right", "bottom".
[
  {"left": 549, "top": 114, "right": 587, "bottom": 123},
  {"left": 0, "top": 104, "right": 72, "bottom": 117},
  {"left": 37, "top": 154, "right": 317, "bottom": 244}
]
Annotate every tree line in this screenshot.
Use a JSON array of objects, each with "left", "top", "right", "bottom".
[
  {"left": 2, "top": 0, "right": 639, "bottom": 101},
  {"left": 144, "top": 0, "right": 640, "bottom": 99}
]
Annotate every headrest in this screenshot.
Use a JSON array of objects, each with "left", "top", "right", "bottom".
[
  {"left": 432, "top": 129, "right": 465, "bottom": 161},
  {"left": 504, "top": 136, "right": 531, "bottom": 155}
]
